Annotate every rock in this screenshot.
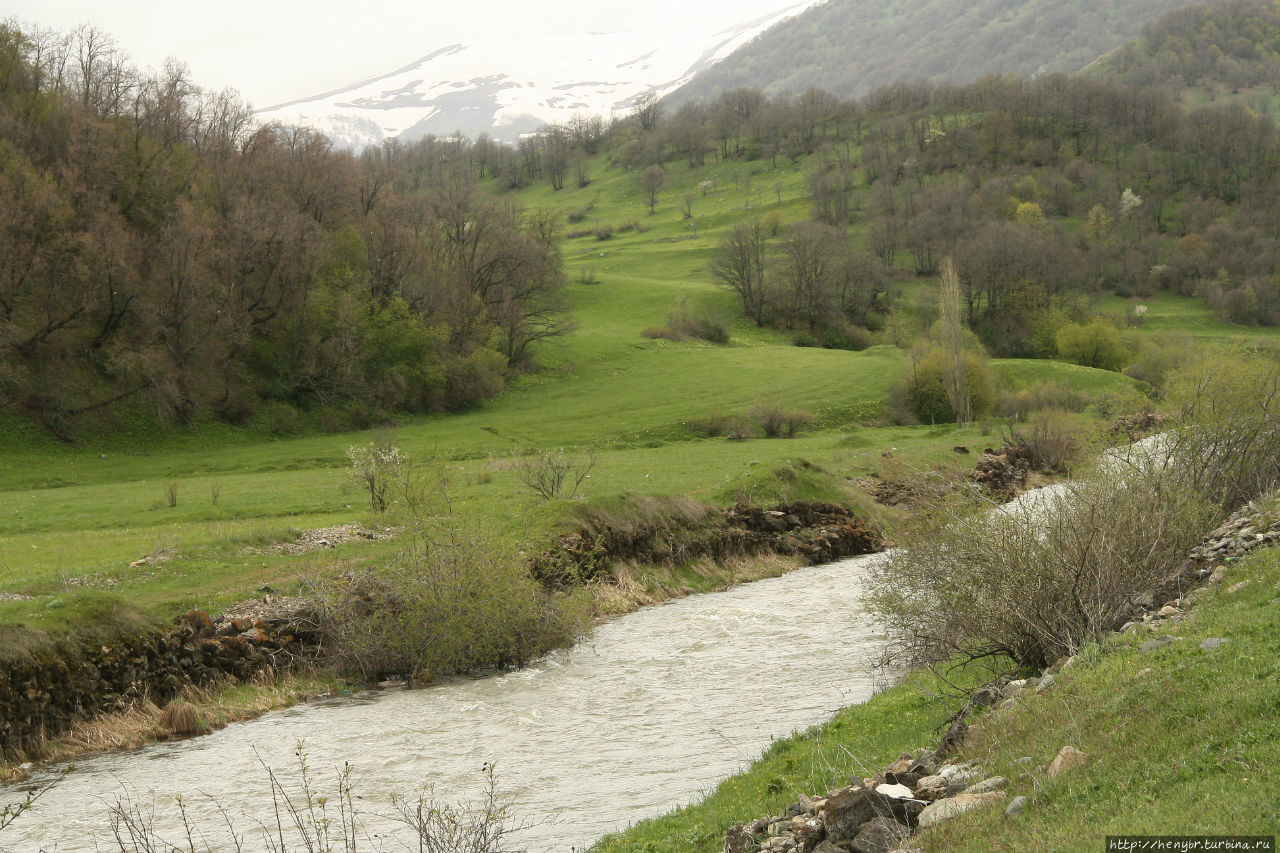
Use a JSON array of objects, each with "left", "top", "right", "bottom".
[
  {"left": 971, "top": 685, "right": 1002, "bottom": 706},
  {"left": 1141, "top": 637, "right": 1172, "bottom": 652},
  {"left": 1034, "top": 674, "right": 1056, "bottom": 693},
  {"left": 1000, "top": 698, "right": 1017, "bottom": 711},
  {"left": 1226, "top": 581, "right": 1251, "bottom": 594},
  {"left": 873, "top": 783, "right": 913, "bottom": 800},
  {"left": 963, "top": 776, "right": 1009, "bottom": 795},
  {"left": 1136, "top": 667, "right": 1152, "bottom": 677},
  {"left": 1005, "top": 795, "right": 1028, "bottom": 817},
  {"left": 1157, "top": 605, "right": 1180, "bottom": 618},
  {"left": 725, "top": 824, "right": 753, "bottom": 853},
  {"left": 1003, "top": 679, "right": 1030, "bottom": 698},
  {"left": 913, "top": 775, "right": 949, "bottom": 801},
  {"left": 1200, "top": 637, "right": 1230, "bottom": 651},
  {"left": 812, "top": 842, "right": 850, "bottom": 853},
  {"left": 850, "top": 816, "right": 906, "bottom": 853},
  {"left": 1047, "top": 746, "right": 1087, "bottom": 778},
  {"left": 1208, "top": 567, "right": 1228, "bottom": 584},
  {"left": 822, "top": 786, "right": 878, "bottom": 840},
  {"left": 791, "top": 814, "right": 824, "bottom": 848},
  {"left": 916, "top": 792, "right": 1007, "bottom": 828}
]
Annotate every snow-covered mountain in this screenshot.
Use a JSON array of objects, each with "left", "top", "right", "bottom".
[{"left": 255, "top": 2, "right": 822, "bottom": 148}]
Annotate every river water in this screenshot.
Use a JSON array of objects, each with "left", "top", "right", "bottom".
[{"left": 2, "top": 554, "right": 887, "bottom": 853}]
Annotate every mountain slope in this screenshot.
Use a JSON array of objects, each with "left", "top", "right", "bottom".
[
  {"left": 254, "top": 2, "right": 820, "bottom": 149},
  {"left": 667, "top": 0, "right": 1213, "bottom": 104}
]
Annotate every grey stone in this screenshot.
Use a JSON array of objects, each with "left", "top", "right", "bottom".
[
  {"left": 1141, "top": 637, "right": 1172, "bottom": 652},
  {"left": 916, "top": 792, "right": 1007, "bottom": 828},
  {"left": 725, "top": 824, "right": 753, "bottom": 853},
  {"left": 1003, "top": 679, "right": 1030, "bottom": 698},
  {"left": 874, "top": 783, "right": 913, "bottom": 800},
  {"left": 1227, "top": 581, "right": 1251, "bottom": 594},
  {"left": 822, "top": 786, "right": 877, "bottom": 840},
  {"left": 1157, "top": 605, "right": 1180, "bottom": 618},
  {"left": 791, "top": 814, "right": 824, "bottom": 848},
  {"left": 1005, "top": 795, "right": 1028, "bottom": 817},
  {"left": 912, "top": 775, "right": 949, "bottom": 801},
  {"left": 850, "top": 816, "right": 907, "bottom": 853},
  {"left": 1034, "top": 674, "right": 1056, "bottom": 693},
  {"left": 1200, "top": 637, "right": 1230, "bottom": 651},
  {"left": 963, "top": 776, "right": 1009, "bottom": 795}
]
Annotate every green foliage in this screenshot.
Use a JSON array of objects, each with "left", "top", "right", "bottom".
[
  {"left": 897, "top": 348, "right": 996, "bottom": 425},
  {"left": 1055, "top": 319, "right": 1132, "bottom": 371},
  {"left": 310, "top": 524, "right": 590, "bottom": 681}
]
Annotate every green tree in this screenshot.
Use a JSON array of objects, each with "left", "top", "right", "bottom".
[{"left": 1055, "top": 319, "right": 1131, "bottom": 371}]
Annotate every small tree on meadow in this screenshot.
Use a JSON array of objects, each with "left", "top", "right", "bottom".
[{"left": 640, "top": 165, "right": 665, "bottom": 214}]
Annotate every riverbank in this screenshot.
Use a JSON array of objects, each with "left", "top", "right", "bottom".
[
  {"left": 0, "top": 495, "right": 882, "bottom": 782},
  {"left": 590, "top": 509, "right": 1280, "bottom": 851}
]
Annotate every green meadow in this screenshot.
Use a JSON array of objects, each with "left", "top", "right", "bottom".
[{"left": 0, "top": 149, "right": 1261, "bottom": 637}]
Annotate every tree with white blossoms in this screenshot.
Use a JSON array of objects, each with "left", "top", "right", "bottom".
[
  {"left": 1119, "top": 187, "right": 1143, "bottom": 216},
  {"left": 347, "top": 436, "right": 407, "bottom": 512}
]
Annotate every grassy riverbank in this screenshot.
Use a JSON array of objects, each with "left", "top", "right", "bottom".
[{"left": 590, "top": 546, "right": 1280, "bottom": 851}]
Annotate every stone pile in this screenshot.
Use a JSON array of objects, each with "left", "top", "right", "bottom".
[
  {"left": 723, "top": 750, "right": 1023, "bottom": 853},
  {"left": 0, "top": 596, "right": 321, "bottom": 759},
  {"left": 1189, "top": 498, "right": 1280, "bottom": 563}
]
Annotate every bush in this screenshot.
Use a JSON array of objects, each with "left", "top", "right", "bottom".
[
  {"left": 866, "top": 454, "right": 1215, "bottom": 670},
  {"left": 513, "top": 448, "right": 595, "bottom": 500},
  {"left": 995, "top": 381, "right": 1088, "bottom": 421},
  {"left": 310, "top": 527, "right": 590, "bottom": 681},
  {"left": 1006, "top": 408, "right": 1087, "bottom": 473},
  {"left": 1164, "top": 348, "right": 1280, "bottom": 509},
  {"left": 593, "top": 224, "right": 614, "bottom": 240},
  {"left": 566, "top": 206, "right": 591, "bottom": 223},
  {"left": 688, "top": 410, "right": 755, "bottom": 438},
  {"left": 1055, "top": 318, "right": 1131, "bottom": 371},
  {"left": 749, "top": 402, "right": 815, "bottom": 438},
  {"left": 897, "top": 349, "right": 996, "bottom": 425}
]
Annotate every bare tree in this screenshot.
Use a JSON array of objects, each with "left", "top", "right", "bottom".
[
  {"left": 711, "top": 220, "right": 770, "bottom": 326},
  {"left": 640, "top": 164, "right": 665, "bottom": 214}
]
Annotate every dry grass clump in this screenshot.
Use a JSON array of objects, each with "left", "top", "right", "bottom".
[{"left": 158, "top": 698, "right": 202, "bottom": 736}]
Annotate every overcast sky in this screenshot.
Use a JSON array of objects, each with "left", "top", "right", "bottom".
[{"left": 9, "top": 1, "right": 815, "bottom": 109}]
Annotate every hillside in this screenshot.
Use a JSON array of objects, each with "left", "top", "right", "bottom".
[
  {"left": 669, "top": 0, "right": 1209, "bottom": 104},
  {"left": 1097, "top": 0, "right": 1280, "bottom": 116}
]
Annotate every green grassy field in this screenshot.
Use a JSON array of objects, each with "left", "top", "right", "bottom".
[
  {"left": 0, "top": 148, "right": 1263, "bottom": 637},
  {"left": 590, "top": 546, "right": 1280, "bottom": 852}
]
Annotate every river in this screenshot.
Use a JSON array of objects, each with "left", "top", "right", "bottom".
[{"left": 2, "top": 553, "right": 886, "bottom": 852}]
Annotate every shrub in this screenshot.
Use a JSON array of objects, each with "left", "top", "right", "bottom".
[
  {"left": 688, "top": 411, "right": 754, "bottom": 438},
  {"left": 1006, "top": 408, "right": 1087, "bottom": 473},
  {"left": 1055, "top": 318, "right": 1131, "bottom": 371},
  {"left": 995, "top": 381, "right": 1088, "bottom": 421},
  {"left": 513, "top": 448, "right": 595, "bottom": 500},
  {"left": 897, "top": 349, "right": 995, "bottom": 425},
  {"left": 566, "top": 206, "right": 591, "bottom": 223},
  {"left": 345, "top": 434, "right": 408, "bottom": 512},
  {"left": 866, "top": 454, "right": 1215, "bottom": 670},
  {"left": 1164, "top": 348, "right": 1280, "bottom": 509},
  {"left": 749, "top": 402, "right": 815, "bottom": 438},
  {"left": 593, "top": 224, "right": 614, "bottom": 240},
  {"left": 310, "top": 527, "right": 590, "bottom": 681}
]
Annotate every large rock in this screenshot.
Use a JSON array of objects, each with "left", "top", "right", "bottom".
[
  {"left": 1047, "top": 746, "right": 1087, "bottom": 778},
  {"left": 912, "top": 775, "right": 949, "bottom": 801},
  {"left": 916, "top": 792, "right": 1007, "bottom": 828},
  {"left": 963, "top": 776, "right": 1008, "bottom": 795},
  {"left": 822, "top": 786, "right": 879, "bottom": 840},
  {"left": 850, "top": 816, "right": 907, "bottom": 853}
]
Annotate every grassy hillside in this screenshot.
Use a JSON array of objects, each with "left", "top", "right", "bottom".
[
  {"left": 669, "top": 0, "right": 1204, "bottom": 104},
  {"left": 0, "top": 145, "right": 1158, "bottom": 638}
]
